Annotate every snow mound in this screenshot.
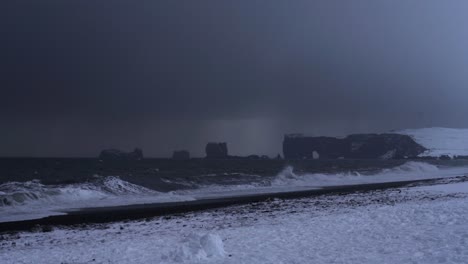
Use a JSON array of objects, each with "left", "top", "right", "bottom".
[
  {"left": 414, "top": 181, "right": 468, "bottom": 194},
  {"left": 164, "top": 233, "right": 225, "bottom": 263},
  {"left": 397, "top": 127, "right": 468, "bottom": 157}
]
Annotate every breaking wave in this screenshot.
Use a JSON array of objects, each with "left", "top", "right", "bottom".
[
  {"left": 271, "top": 161, "right": 456, "bottom": 187},
  {"left": 2, "top": 162, "right": 460, "bottom": 208},
  {"left": 0, "top": 176, "right": 161, "bottom": 207},
  {"left": 176, "top": 162, "right": 465, "bottom": 199},
  {"left": 2, "top": 161, "right": 467, "bottom": 222},
  {"left": 0, "top": 176, "right": 194, "bottom": 222}
]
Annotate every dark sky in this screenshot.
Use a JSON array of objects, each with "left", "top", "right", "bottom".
[{"left": 2, "top": 1, "right": 468, "bottom": 157}]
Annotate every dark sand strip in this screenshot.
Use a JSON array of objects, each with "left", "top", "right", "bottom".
[{"left": 0, "top": 177, "right": 461, "bottom": 233}]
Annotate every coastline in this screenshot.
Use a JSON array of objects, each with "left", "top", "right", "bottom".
[{"left": 1, "top": 176, "right": 463, "bottom": 233}]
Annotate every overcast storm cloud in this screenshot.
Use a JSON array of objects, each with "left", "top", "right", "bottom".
[{"left": 1, "top": 1, "right": 468, "bottom": 157}]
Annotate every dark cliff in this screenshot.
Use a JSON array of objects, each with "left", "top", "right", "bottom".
[
  {"left": 283, "top": 133, "right": 426, "bottom": 160},
  {"left": 205, "top": 142, "right": 229, "bottom": 159},
  {"left": 99, "top": 148, "right": 143, "bottom": 161}
]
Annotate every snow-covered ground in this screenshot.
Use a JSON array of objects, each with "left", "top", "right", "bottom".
[
  {"left": 2, "top": 178, "right": 468, "bottom": 264},
  {"left": 398, "top": 127, "right": 468, "bottom": 157}
]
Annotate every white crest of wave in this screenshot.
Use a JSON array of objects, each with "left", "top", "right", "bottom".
[
  {"left": 272, "top": 166, "right": 363, "bottom": 187},
  {"left": 181, "top": 162, "right": 468, "bottom": 199},
  {"left": 0, "top": 176, "right": 159, "bottom": 207},
  {"left": 91, "top": 176, "right": 156, "bottom": 195},
  {"left": 381, "top": 161, "right": 439, "bottom": 174},
  {"left": 0, "top": 176, "right": 194, "bottom": 222},
  {"left": 272, "top": 161, "right": 462, "bottom": 187}
]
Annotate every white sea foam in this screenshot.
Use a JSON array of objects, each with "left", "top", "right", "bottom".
[
  {"left": 181, "top": 162, "right": 468, "bottom": 199},
  {"left": 0, "top": 176, "right": 193, "bottom": 222},
  {"left": 3, "top": 161, "right": 468, "bottom": 223},
  {"left": 271, "top": 161, "right": 465, "bottom": 187}
]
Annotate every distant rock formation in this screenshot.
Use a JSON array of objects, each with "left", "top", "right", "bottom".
[
  {"left": 99, "top": 148, "right": 143, "bottom": 161},
  {"left": 246, "top": 155, "right": 270, "bottom": 160},
  {"left": 205, "top": 143, "right": 228, "bottom": 159},
  {"left": 283, "top": 134, "right": 345, "bottom": 160},
  {"left": 346, "top": 134, "right": 426, "bottom": 159},
  {"left": 283, "top": 133, "right": 426, "bottom": 160},
  {"left": 247, "top": 155, "right": 260, "bottom": 160},
  {"left": 438, "top": 155, "right": 452, "bottom": 160},
  {"left": 172, "top": 150, "right": 190, "bottom": 160}
]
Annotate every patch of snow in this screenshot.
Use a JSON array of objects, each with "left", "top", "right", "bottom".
[
  {"left": 163, "top": 233, "right": 225, "bottom": 262},
  {"left": 398, "top": 127, "right": 468, "bottom": 157},
  {"left": 413, "top": 181, "right": 468, "bottom": 194}
]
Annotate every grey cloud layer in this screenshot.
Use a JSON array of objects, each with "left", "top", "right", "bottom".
[{"left": 1, "top": 1, "right": 468, "bottom": 156}]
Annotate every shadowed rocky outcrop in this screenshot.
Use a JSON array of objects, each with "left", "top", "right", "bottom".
[
  {"left": 172, "top": 150, "right": 190, "bottom": 160},
  {"left": 99, "top": 148, "right": 143, "bottom": 161},
  {"left": 283, "top": 133, "right": 426, "bottom": 160},
  {"left": 205, "top": 143, "right": 228, "bottom": 159}
]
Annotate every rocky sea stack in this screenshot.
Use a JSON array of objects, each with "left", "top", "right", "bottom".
[
  {"left": 99, "top": 148, "right": 143, "bottom": 161},
  {"left": 205, "top": 143, "right": 228, "bottom": 159}
]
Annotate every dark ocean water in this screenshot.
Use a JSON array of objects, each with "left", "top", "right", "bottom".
[
  {"left": 2, "top": 158, "right": 468, "bottom": 222},
  {"left": 3, "top": 158, "right": 465, "bottom": 188}
]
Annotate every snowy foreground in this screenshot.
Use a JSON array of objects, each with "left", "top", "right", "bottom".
[{"left": 2, "top": 180, "right": 468, "bottom": 263}]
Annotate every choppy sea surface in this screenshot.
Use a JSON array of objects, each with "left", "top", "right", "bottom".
[{"left": 2, "top": 159, "right": 468, "bottom": 222}]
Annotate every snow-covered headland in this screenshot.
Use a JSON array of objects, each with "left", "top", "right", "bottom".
[{"left": 397, "top": 127, "right": 468, "bottom": 158}]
